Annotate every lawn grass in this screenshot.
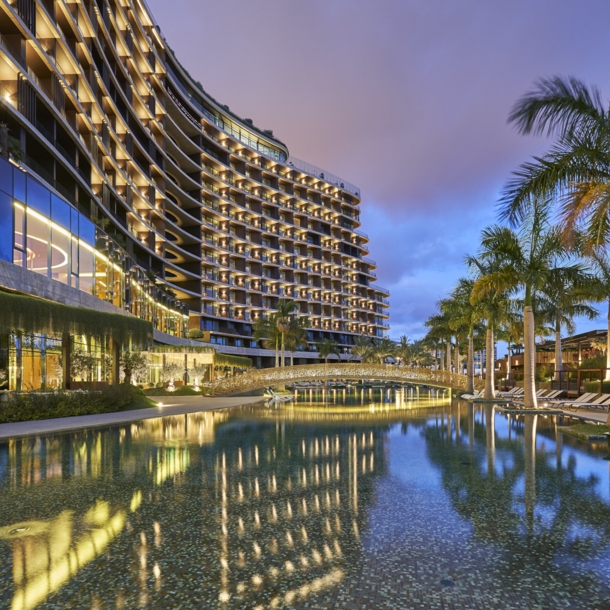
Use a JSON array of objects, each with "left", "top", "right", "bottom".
[{"left": 559, "top": 423, "right": 610, "bottom": 441}]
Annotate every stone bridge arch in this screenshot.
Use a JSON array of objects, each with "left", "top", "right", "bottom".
[{"left": 206, "top": 363, "right": 484, "bottom": 396}]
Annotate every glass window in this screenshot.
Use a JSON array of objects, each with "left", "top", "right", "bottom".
[
  {"left": 94, "top": 253, "right": 108, "bottom": 301},
  {"left": 51, "top": 226, "right": 70, "bottom": 285},
  {"left": 13, "top": 204, "right": 23, "bottom": 248},
  {"left": 0, "top": 192, "right": 12, "bottom": 261},
  {"left": 0, "top": 157, "right": 12, "bottom": 196},
  {"left": 78, "top": 241, "right": 94, "bottom": 295},
  {"left": 79, "top": 215, "right": 95, "bottom": 245},
  {"left": 26, "top": 177, "right": 50, "bottom": 216},
  {"left": 51, "top": 195, "right": 71, "bottom": 230},
  {"left": 71, "top": 207, "right": 79, "bottom": 234},
  {"left": 13, "top": 167, "right": 25, "bottom": 203},
  {"left": 26, "top": 211, "right": 49, "bottom": 276},
  {"left": 71, "top": 237, "right": 79, "bottom": 288}
]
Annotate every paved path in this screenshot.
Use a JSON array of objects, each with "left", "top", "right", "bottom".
[
  {"left": 0, "top": 395, "right": 264, "bottom": 440},
  {"left": 560, "top": 406, "right": 608, "bottom": 424}
]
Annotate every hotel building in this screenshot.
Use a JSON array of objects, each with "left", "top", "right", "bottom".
[{"left": 0, "top": 0, "right": 390, "bottom": 374}]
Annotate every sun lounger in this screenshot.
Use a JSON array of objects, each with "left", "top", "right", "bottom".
[
  {"left": 550, "top": 393, "right": 598, "bottom": 409},
  {"left": 497, "top": 387, "right": 524, "bottom": 398},
  {"left": 563, "top": 394, "right": 610, "bottom": 412}
]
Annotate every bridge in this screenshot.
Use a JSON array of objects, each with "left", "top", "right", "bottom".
[{"left": 206, "top": 363, "right": 484, "bottom": 396}]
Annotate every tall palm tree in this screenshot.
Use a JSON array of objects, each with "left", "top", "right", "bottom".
[
  {"left": 372, "top": 337, "right": 396, "bottom": 364},
  {"left": 538, "top": 275, "right": 598, "bottom": 380},
  {"left": 350, "top": 336, "right": 375, "bottom": 363},
  {"left": 317, "top": 338, "right": 340, "bottom": 387},
  {"left": 500, "top": 76, "right": 610, "bottom": 246},
  {"left": 471, "top": 200, "right": 584, "bottom": 408},
  {"left": 395, "top": 336, "right": 412, "bottom": 366},
  {"left": 425, "top": 312, "right": 453, "bottom": 371},
  {"left": 275, "top": 299, "right": 299, "bottom": 367},
  {"left": 285, "top": 316, "right": 309, "bottom": 367},
  {"left": 253, "top": 314, "right": 281, "bottom": 367},
  {"left": 580, "top": 248, "right": 610, "bottom": 379},
  {"left": 449, "top": 278, "right": 486, "bottom": 394},
  {"left": 467, "top": 256, "right": 512, "bottom": 400}
]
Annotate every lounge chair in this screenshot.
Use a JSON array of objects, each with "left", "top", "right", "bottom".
[
  {"left": 497, "top": 387, "right": 524, "bottom": 398},
  {"left": 549, "top": 392, "right": 598, "bottom": 407},
  {"left": 563, "top": 394, "right": 610, "bottom": 412}
]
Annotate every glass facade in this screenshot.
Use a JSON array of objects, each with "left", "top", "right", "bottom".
[{"left": 0, "top": 158, "right": 189, "bottom": 338}]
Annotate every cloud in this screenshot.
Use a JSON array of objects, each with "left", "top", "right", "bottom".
[{"left": 147, "top": 0, "right": 610, "bottom": 338}]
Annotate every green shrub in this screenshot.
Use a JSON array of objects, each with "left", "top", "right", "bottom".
[
  {"left": 583, "top": 380, "right": 610, "bottom": 394},
  {"left": 580, "top": 354, "right": 607, "bottom": 369},
  {"left": 144, "top": 386, "right": 199, "bottom": 396},
  {"left": 0, "top": 384, "right": 155, "bottom": 423},
  {"left": 188, "top": 328, "right": 204, "bottom": 339}
]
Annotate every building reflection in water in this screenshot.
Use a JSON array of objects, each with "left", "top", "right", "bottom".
[
  {"left": 0, "top": 402, "right": 428, "bottom": 608},
  {"left": 11, "top": 395, "right": 610, "bottom": 609}
]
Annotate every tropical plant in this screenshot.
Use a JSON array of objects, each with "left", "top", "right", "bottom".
[
  {"left": 350, "top": 336, "right": 376, "bottom": 363},
  {"left": 253, "top": 314, "right": 281, "bottom": 367},
  {"left": 537, "top": 275, "right": 598, "bottom": 379},
  {"left": 275, "top": 299, "right": 299, "bottom": 367},
  {"left": 317, "top": 339, "right": 340, "bottom": 364},
  {"left": 471, "top": 199, "right": 585, "bottom": 407},
  {"left": 425, "top": 311, "right": 453, "bottom": 371},
  {"left": 500, "top": 76, "right": 610, "bottom": 246},
  {"left": 371, "top": 337, "right": 396, "bottom": 364},
  {"left": 284, "top": 316, "right": 309, "bottom": 367}
]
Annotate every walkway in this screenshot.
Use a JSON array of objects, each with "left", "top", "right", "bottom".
[{"left": 0, "top": 395, "right": 263, "bottom": 440}]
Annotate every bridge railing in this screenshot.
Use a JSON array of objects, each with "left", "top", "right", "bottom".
[{"left": 207, "top": 363, "right": 484, "bottom": 396}]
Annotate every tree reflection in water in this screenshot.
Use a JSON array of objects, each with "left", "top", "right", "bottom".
[{"left": 426, "top": 402, "right": 610, "bottom": 593}]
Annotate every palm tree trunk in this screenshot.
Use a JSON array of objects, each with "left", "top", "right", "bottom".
[
  {"left": 454, "top": 338, "right": 460, "bottom": 375},
  {"left": 281, "top": 333, "right": 285, "bottom": 367},
  {"left": 275, "top": 337, "right": 279, "bottom": 368},
  {"left": 554, "top": 320, "right": 563, "bottom": 382},
  {"left": 467, "top": 334, "right": 474, "bottom": 393},
  {"left": 446, "top": 340, "right": 451, "bottom": 372},
  {"left": 523, "top": 305, "right": 538, "bottom": 409},
  {"left": 484, "top": 325, "right": 495, "bottom": 400},
  {"left": 290, "top": 351, "right": 294, "bottom": 367},
  {"left": 606, "top": 298, "right": 610, "bottom": 381},
  {"left": 507, "top": 339, "right": 512, "bottom": 386}
]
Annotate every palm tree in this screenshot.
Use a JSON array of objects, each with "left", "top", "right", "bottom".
[
  {"left": 500, "top": 76, "right": 610, "bottom": 247},
  {"left": 372, "top": 337, "right": 396, "bottom": 364},
  {"left": 275, "top": 299, "right": 299, "bottom": 367},
  {"left": 580, "top": 248, "right": 610, "bottom": 379},
  {"left": 253, "top": 314, "right": 281, "bottom": 367},
  {"left": 395, "top": 336, "right": 412, "bottom": 366},
  {"left": 285, "top": 316, "right": 309, "bottom": 367},
  {"left": 448, "top": 279, "right": 485, "bottom": 394},
  {"left": 317, "top": 338, "right": 340, "bottom": 386},
  {"left": 537, "top": 275, "right": 598, "bottom": 380},
  {"left": 468, "top": 255, "right": 512, "bottom": 400},
  {"left": 350, "top": 336, "right": 375, "bottom": 363},
  {"left": 425, "top": 312, "right": 453, "bottom": 371},
  {"left": 471, "top": 200, "right": 584, "bottom": 408}
]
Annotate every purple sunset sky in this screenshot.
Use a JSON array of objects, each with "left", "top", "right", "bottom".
[{"left": 148, "top": 0, "right": 610, "bottom": 343}]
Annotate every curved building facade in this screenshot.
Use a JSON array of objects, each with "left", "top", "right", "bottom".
[{"left": 0, "top": 0, "right": 390, "bottom": 362}]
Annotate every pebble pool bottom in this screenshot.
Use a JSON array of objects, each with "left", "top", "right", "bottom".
[{"left": 1, "top": 394, "right": 610, "bottom": 609}]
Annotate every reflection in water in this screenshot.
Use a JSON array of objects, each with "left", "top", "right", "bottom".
[{"left": 2, "top": 399, "right": 610, "bottom": 608}]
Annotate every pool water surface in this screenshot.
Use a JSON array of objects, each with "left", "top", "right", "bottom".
[{"left": 1, "top": 395, "right": 610, "bottom": 609}]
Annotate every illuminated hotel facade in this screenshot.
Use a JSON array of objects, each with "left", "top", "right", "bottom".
[{"left": 0, "top": 0, "right": 390, "bottom": 364}]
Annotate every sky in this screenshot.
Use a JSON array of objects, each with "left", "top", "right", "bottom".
[{"left": 147, "top": 0, "right": 610, "bottom": 349}]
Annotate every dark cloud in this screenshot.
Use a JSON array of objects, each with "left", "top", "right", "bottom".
[{"left": 147, "top": 0, "right": 610, "bottom": 337}]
